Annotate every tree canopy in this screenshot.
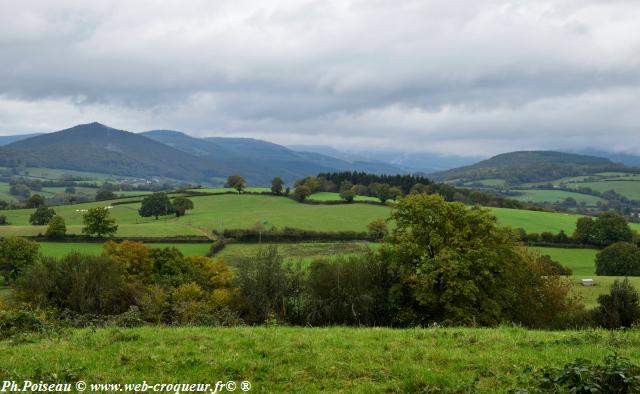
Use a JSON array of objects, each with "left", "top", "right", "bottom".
[
  {"left": 82, "top": 207, "right": 118, "bottom": 237},
  {"left": 139, "top": 192, "right": 173, "bottom": 219}
]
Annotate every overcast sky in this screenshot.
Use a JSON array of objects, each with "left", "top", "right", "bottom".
[{"left": 1, "top": 0, "right": 639, "bottom": 156}]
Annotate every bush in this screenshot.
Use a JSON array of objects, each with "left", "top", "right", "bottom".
[
  {"left": 367, "top": 219, "right": 388, "bottom": 240},
  {"left": 16, "top": 253, "right": 134, "bottom": 315},
  {"left": 0, "top": 309, "right": 51, "bottom": 340},
  {"left": 593, "top": 278, "right": 640, "bottom": 329},
  {"left": 0, "top": 215, "right": 7, "bottom": 225},
  {"left": 534, "top": 354, "right": 640, "bottom": 393},
  {"left": 596, "top": 242, "right": 640, "bottom": 276}
]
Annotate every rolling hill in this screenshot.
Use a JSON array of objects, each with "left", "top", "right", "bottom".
[
  {"left": 0, "top": 123, "right": 215, "bottom": 182},
  {"left": 0, "top": 133, "right": 44, "bottom": 146},
  {"left": 430, "top": 151, "right": 626, "bottom": 184},
  {"left": 0, "top": 124, "right": 404, "bottom": 185}
]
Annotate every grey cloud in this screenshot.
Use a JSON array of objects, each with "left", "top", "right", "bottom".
[{"left": 0, "top": 0, "right": 639, "bottom": 155}]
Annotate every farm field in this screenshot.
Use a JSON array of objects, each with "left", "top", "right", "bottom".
[
  {"left": 571, "top": 276, "right": 640, "bottom": 309},
  {"left": 566, "top": 180, "right": 640, "bottom": 201},
  {"left": 38, "top": 242, "right": 211, "bottom": 258},
  {"left": 3, "top": 193, "right": 640, "bottom": 237},
  {"left": 188, "top": 187, "right": 270, "bottom": 193},
  {"left": 2, "top": 326, "right": 640, "bottom": 393},
  {"left": 533, "top": 247, "right": 598, "bottom": 276},
  {"left": 216, "top": 242, "right": 374, "bottom": 266},
  {"left": 510, "top": 189, "right": 604, "bottom": 206}
]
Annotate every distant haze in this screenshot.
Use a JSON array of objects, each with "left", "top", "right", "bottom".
[{"left": 1, "top": 1, "right": 640, "bottom": 156}]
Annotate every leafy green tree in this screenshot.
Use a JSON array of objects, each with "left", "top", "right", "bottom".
[
  {"left": 25, "top": 194, "right": 45, "bottom": 208},
  {"left": 29, "top": 206, "right": 56, "bottom": 225},
  {"left": 0, "top": 237, "right": 40, "bottom": 280},
  {"left": 339, "top": 181, "right": 356, "bottom": 202},
  {"left": 573, "top": 216, "right": 596, "bottom": 244},
  {"left": 225, "top": 175, "right": 246, "bottom": 192},
  {"left": 594, "top": 279, "right": 640, "bottom": 329},
  {"left": 82, "top": 207, "right": 118, "bottom": 237},
  {"left": 0, "top": 200, "right": 8, "bottom": 210},
  {"left": 45, "top": 215, "right": 67, "bottom": 240},
  {"left": 294, "top": 176, "right": 322, "bottom": 193},
  {"left": 382, "top": 194, "right": 574, "bottom": 327},
  {"left": 271, "top": 177, "right": 285, "bottom": 195},
  {"left": 593, "top": 212, "right": 633, "bottom": 246},
  {"left": 96, "top": 189, "right": 116, "bottom": 201},
  {"left": 64, "top": 186, "right": 76, "bottom": 194},
  {"left": 370, "top": 183, "right": 402, "bottom": 203},
  {"left": 172, "top": 196, "right": 194, "bottom": 217},
  {"left": 139, "top": 192, "right": 173, "bottom": 219},
  {"left": 293, "top": 185, "right": 311, "bottom": 202},
  {"left": 595, "top": 242, "right": 640, "bottom": 276}
]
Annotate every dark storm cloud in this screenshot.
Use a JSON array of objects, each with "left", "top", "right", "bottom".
[{"left": 0, "top": 0, "right": 639, "bottom": 155}]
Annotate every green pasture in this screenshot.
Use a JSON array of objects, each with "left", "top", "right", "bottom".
[
  {"left": 567, "top": 180, "right": 640, "bottom": 201},
  {"left": 532, "top": 247, "right": 598, "bottom": 276},
  {"left": 0, "top": 183, "right": 18, "bottom": 203},
  {"left": 37, "top": 242, "right": 211, "bottom": 258},
  {"left": 2, "top": 326, "right": 640, "bottom": 393},
  {"left": 3, "top": 193, "right": 639, "bottom": 238},
  {"left": 510, "top": 189, "right": 604, "bottom": 206},
  {"left": 571, "top": 276, "right": 640, "bottom": 309}
]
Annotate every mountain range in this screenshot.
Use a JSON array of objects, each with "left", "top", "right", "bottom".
[{"left": 0, "top": 123, "right": 403, "bottom": 185}]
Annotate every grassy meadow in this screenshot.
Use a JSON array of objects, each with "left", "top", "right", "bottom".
[
  {"left": 5, "top": 193, "right": 637, "bottom": 238},
  {"left": 2, "top": 326, "right": 640, "bottom": 393},
  {"left": 510, "top": 189, "right": 604, "bottom": 206}
]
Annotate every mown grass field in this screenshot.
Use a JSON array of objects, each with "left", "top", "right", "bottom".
[
  {"left": 571, "top": 276, "right": 640, "bottom": 309},
  {"left": 533, "top": 247, "right": 598, "bottom": 276},
  {"left": 510, "top": 189, "right": 604, "bottom": 206},
  {"left": 1, "top": 326, "right": 639, "bottom": 393},
  {"left": 37, "top": 242, "right": 211, "bottom": 258}
]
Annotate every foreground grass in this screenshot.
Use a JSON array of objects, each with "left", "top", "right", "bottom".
[{"left": 1, "top": 326, "right": 639, "bottom": 393}]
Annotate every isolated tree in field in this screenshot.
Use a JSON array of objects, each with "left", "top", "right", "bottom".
[
  {"left": 45, "top": 215, "right": 67, "bottom": 240},
  {"left": 225, "top": 175, "right": 246, "bottom": 192},
  {"left": 26, "top": 194, "right": 45, "bottom": 208},
  {"left": 339, "top": 181, "right": 356, "bottom": 203},
  {"left": 96, "top": 189, "right": 116, "bottom": 201},
  {"left": 82, "top": 207, "right": 118, "bottom": 237},
  {"left": 172, "top": 196, "right": 194, "bottom": 217},
  {"left": 271, "top": 177, "right": 284, "bottom": 195},
  {"left": 0, "top": 237, "right": 40, "bottom": 280},
  {"left": 139, "top": 192, "right": 173, "bottom": 219},
  {"left": 293, "top": 185, "right": 311, "bottom": 202},
  {"left": 29, "top": 206, "right": 56, "bottom": 225},
  {"left": 0, "top": 200, "right": 8, "bottom": 210},
  {"left": 595, "top": 242, "right": 640, "bottom": 276}
]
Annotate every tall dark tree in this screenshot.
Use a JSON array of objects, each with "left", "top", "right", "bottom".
[
  {"left": 172, "top": 196, "right": 194, "bottom": 217},
  {"left": 96, "top": 189, "right": 117, "bottom": 201},
  {"left": 29, "top": 206, "right": 56, "bottom": 225},
  {"left": 139, "top": 192, "right": 173, "bottom": 220},
  {"left": 225, "top": 175, "right": 246, "bottom": 192},
  {"left": 271, "top": 177, "right": 285, "bottom": 195},
  {"left": 339, "top": 180, "right": 355, "bottom": 203},
  {"left": 25, "top": 194, "right": 45, "bottom": 208},
  {"left": 82, "top": 207, "right": 118, "bottom": 237}
]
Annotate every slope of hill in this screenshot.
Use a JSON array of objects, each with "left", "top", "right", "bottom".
[
  {"left": 1, "top": 123, "right": 214, "bottom": 182},
  {"left": 0, "top": 133, "right": 44, "bottom": 146},
  {"left": 431, "top": 151, "right": 625, "bottom": 184}
]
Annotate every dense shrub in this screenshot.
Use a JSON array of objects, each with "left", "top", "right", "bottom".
[
  {"left": 16, "top": 253, "right": 134, "bottom": 315},
  {"left": 534, "top": 354, "right": 640, "bottom": 393},
  {"left": 573, "top": 212, "right": 634, "bottom": 247},
  {"left": 305, "top": 254, "right": 397, "bottom": 326},
  {"left": 0, "top": 215, "right": 7, "bottom": 225},
  {"left": 595, "top": 242, "right": 640, "bottom": 276},
  {"left": 0, "top": 309, "right": 51, "bottom": 340},
  {"left": 593, "top": 279, "right": 640, "bottom": 329},
  {"left": 45, "top": 215, "right": 67, "bottom": 240},
  {"left": 220, "top": 227, "right": 371, "bottom": 242},
  {"left": 367, "top": 219, "right": 388, "bottom": 240}
]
